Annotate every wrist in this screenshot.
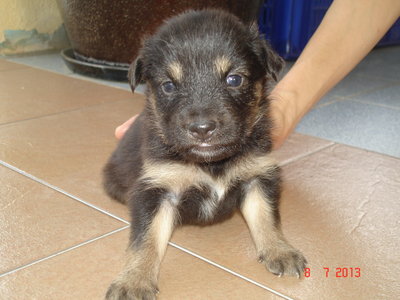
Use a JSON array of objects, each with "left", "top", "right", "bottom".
[
  {"left": 269, "top": 62, "right": 323, "bottom": 149},
  {"left": 269, "top": 82, "right": 300, "bottom": 149}
]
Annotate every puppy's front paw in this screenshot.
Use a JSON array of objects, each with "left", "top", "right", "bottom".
[
  {"left": 259, "top": 246, "right": 307, "bottom": 278},
  {"left": 105, "top": 281, "right": 158, "bottom": 300}
]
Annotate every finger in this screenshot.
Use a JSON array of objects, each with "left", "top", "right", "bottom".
[{"left": 115, "top": 115, "right": 138, "bottom": 139}]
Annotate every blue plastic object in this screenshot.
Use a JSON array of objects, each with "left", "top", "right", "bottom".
[{"left": 259, "top": 0, "right": 400, "bottom": 60}]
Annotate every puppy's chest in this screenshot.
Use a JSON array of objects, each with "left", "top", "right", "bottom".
[
  {"left": 178, "top": 176, "right": 238, "bottom": 223},
  {"left": 140, "top": 155, "right": 277, "bottom": 223}
]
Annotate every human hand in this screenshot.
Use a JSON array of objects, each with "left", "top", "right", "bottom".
[
  {"left": 114, "top": 115, "right": 138, "bottom": 140},
  {"left": 269, "top": 86, "right": 299, "bottom": 150}
]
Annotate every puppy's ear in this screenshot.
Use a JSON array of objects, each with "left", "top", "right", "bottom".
[
  {"left": 263, "top": 43, "right": 284, "bottom": 81},
  {"left": 249, "top": 22, "right": 284, "bottom": 81},
  {"left": 128, "top": 56, "right": 144, "bottom": 92}
]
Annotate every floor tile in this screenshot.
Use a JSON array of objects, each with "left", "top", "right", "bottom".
[
  {"left": 350, "top": 83, "right": 400, "bottom": 109},
  {"left": 171, "top": 144, "right": 400, "bottom": 300},
  {"left": 362, "top": 45, "right": 400, "bottom": 69},
  {"left": 323, "top": 73, "right": 394, "bottom": 99},
  {"left": 352, "top": 46, "right": 400, "bottom": 81},
  {"left": 0, "top": 165, "right": 125, "bottom": 275},
  {"left": 0, "top": 66, "right": 133, "bottom": 125},
  {"left": 0, "top": 229, "right": 281, "bottom": 300},
  {"left": 316, "top": 71, "right": 396, "bottom": 108},
  {"left": 0, "top": 99, "right": 144, "bottom": 220},
  {"left": 296, "top": 100, "right": 400, "bottom": 158},
  {"left": 272, "top": 132, "right": 333, "bottom": 165},
  {"left": 70, "top": 73, "right": 132, "bottom": 92},
  {"left": 4, "top": 51, "right": 147, "bottom": 94},
  {"left": 70, "top": 73, "right": 146, "bottom": 94},
  {"left": 7, "top": 51, "right": 72, "bottom": 75},
  {"left": 0, "top": 59, "right": 28, "bottom": 71},
  {"left": 314, "top": 95, "right": 342, "bottom": 107},
  {"left": 5, "top": 52, "right": 72, "bottom": 75}
]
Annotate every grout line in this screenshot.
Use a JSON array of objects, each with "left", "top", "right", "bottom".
[
  {"left": 0, "top": 97, "right": 137, "bottom": 128},
  {"left": 0, "top": 225, "right": 130, "bottom": 278},
  {"left": 340, "top": 81, "right": 400, "bottom": 101},
  {"left": 279, "top": 142, "right": 335, "bottom": 167},
  {"left": 313, "top": 96, "right": 346, "bottom": 109},
  {"left": 4, "top": 55, "right": 135, "bottom": 93},
  {"left": 169, "top": 242, "right": 294, "bottom": 300},
  {"left": 314, "top": 78, "right": 399, "bottom": 106},
  {"left": 0, "top": 66, "right": 30, "bottom": 72},
  {"left": 352, "top": 71, "right": 400, "bottom": 84},
  {"left": 345, "top": 98, "right": 400, "bottom": 111},
  {"left": 0, "top": 160, "right": 130, "bottom": 225},
  {"left": 67, "top": 73, "right": 132, "bottom": 92},
  {"left": 326, "top": 139, "right": 400, "bottom": 161},
  {"left": 3, "top": 57, "right": 74, "bottom": 76}
]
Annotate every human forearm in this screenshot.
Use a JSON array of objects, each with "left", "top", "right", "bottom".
[{"left": 270, "top": 0, "right": 400, "bottom": 148}]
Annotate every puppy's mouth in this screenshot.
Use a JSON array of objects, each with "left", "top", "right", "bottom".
[{"left": 187, "top": 142, "right": 236, "bottom": 162}]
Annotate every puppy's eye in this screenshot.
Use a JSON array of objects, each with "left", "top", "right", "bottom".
[
  {"left": 226, "top": 74, "right": 243, "bottom": 87},
  {"left": 162, "top": 81, "right": 176, "bottom": 94}
]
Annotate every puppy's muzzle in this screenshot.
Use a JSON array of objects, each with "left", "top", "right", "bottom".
[{"left": 188, "top": 120, "right": 217, "bottom": 141}]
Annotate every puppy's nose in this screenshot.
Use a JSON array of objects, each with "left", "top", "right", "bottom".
[{"left": 188, "top": 120, "right": 217, "bottom": 140}]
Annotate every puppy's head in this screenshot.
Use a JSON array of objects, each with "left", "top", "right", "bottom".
[{"left": 129, "top": 10, "right": 283, "bottom": 163}]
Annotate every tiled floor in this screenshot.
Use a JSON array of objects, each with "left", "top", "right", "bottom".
[
  {"left": 296, "top": 46, "right": 400, "bottom": 158},
  {"left": 0, "top": 46, "right": 399, "bottom": 300}
]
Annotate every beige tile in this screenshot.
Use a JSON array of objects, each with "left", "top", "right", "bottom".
[
  {"left": 272, "top": 132, "right": 334, "bottom": 165},
  {"left": 0, "top": 59, "right": 27, "bottom": 71},
  {"left": 0, "top": 165, "right": 125, "bottom": 275},
  {"left": 0, "top": 99, "right": 144, "bottom": 219},
  {"left": 0, "top": 229, "right": 281, "bottom": 300},
  {"left": 0, "top": 67, "right": 133, "bottom": 124},
  {"left": 171, "top": 144, "right": 400, "bottom": 300}
]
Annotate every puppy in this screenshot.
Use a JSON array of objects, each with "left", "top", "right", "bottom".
[{"left": 103, "top": 9, "right": 306, "bottom": 299}]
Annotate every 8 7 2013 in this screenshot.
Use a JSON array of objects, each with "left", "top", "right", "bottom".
[{"left": 304, "top": 267, "right": 361, "bottom": 278}]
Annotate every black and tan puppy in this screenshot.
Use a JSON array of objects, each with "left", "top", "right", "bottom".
[{"left": 103, "top": 9, "right": 306, "bottom": 299}]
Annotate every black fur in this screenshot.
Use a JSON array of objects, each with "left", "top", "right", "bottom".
[
  {"left": 256, "top": 167, "right": 282, "bottom": 226},
  {"left": 129, "top": 184, "right": 166, "bottom": 247},
  {"left": 104, "top": 9, "right": 284, "bottom": 212}
]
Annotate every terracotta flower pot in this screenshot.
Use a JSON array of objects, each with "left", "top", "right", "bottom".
[{"left": 58, "top": 0, "right": 263, "bottom": 81}]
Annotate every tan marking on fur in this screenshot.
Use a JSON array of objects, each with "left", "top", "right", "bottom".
[
  {"left": 241, "top": 180, "right": 281, "bottom": 254},
  {"left": 245, "top": 80, "right": 265, "bottom": 136},
  {"left": 148, "top": 89, "right": 160, "bottom": 120},
  {"left": 239, "top": 79, "right": 263, "bottom": 137},
  {"left": 144, "top": 158, "right": 224, "bottom": 220},
  {"left": 109, "top": 200, "right": 176, "bottom": 296},
  {"left": 254, "top": 81, "right": 263, "bottom": 105},
  {"left": 222, "top": 154, "right": 277, "bottom": 186},
  {"left": 147, "top": 89, "right": 168, "bottom": 144},
  {"left": 108, "top": 245, "right": 158, "bottom": 298},
  {"left": 214, "top": 56, "right": 231, "bottom": 75},
  {"left": 199, "top": 188, "right": 223, "bottom": 220},
  {"left": 140, "top": 160, "right": 205, "bottom": 195},
  {"left": 151, "top": 200, "right": 177, "bottom": 256},
  {"left": 140, "top": 154, "right": 277, "bottom": 224},
  {"left": 168, "top": 61, "right": 183, "bottom": 82},
  {"left": 140, "top": 154, "right": 277, "bottom": 198},
  {"left": 240, "top": 180, "right": 307, "bottom": 277}
]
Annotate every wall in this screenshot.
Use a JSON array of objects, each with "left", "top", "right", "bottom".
[{"left": 0, "top": 0, "right": 69, "bottom": 55}]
